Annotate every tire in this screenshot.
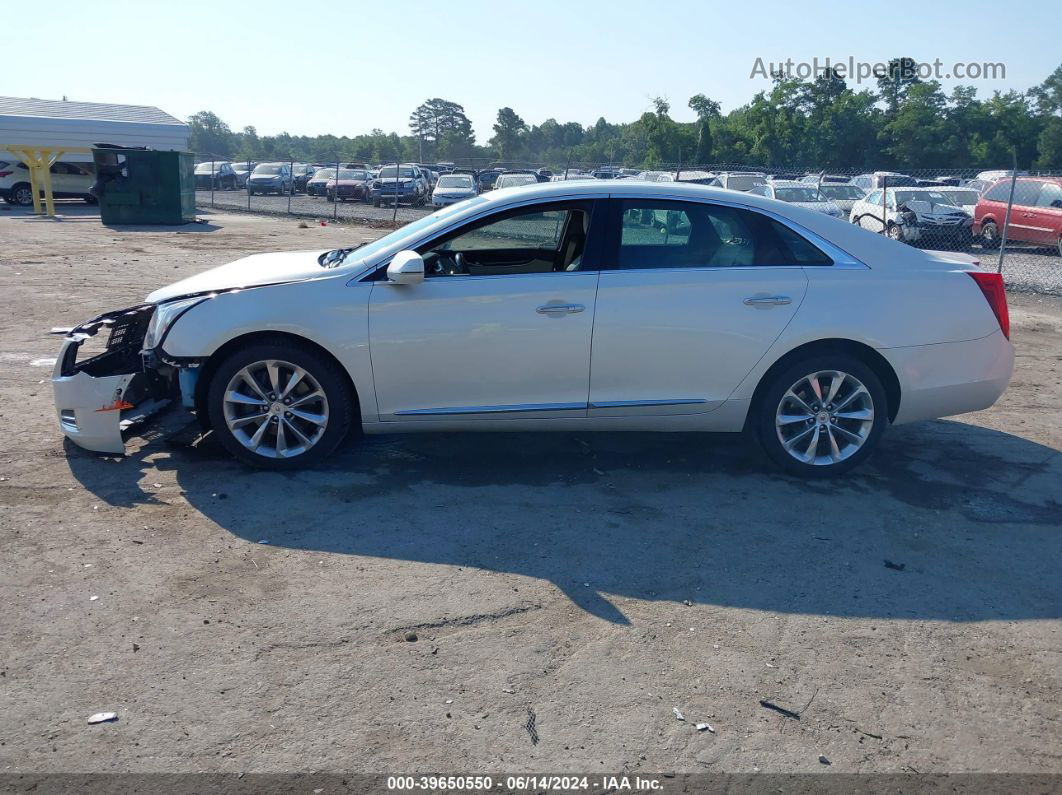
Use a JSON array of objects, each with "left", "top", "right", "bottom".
[
  {"left": 8, "top": 182, "right": 34, "bottom": 206},
  {"left": 373, "top": 198, "right": 381, "bottom": 207},
  {"left": 753, "top": 352, "right": 888, "bottom": 478},
  {"left": 206, "top": 341, "right": 355, "bottom": 470},
  {"left": 980, "top": 221, "right": 1000, "bottom": 249},
  {"left": 886, "top": 223, "right": 904, "bottom": 241},
  {"left": 1057, "top": 236, "right": 1062, "bottom": 259},
  {"left": 83, "top": 195, "right": 98, "bottom": 205}
]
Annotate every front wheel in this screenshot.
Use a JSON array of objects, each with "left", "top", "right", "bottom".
[
  {"left": 206, "top": 342, "right": 355, "bottom": 470},
  {"left": 886, "top": 223, "right": 904, "bottom": 241},
  {"left": 753, "top": 353, "right": 887, "bottom": 478},
  {"left": 8, "top": 183, "right": 34, "bottom": 206}
]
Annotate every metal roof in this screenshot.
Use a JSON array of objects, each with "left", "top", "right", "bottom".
[{"left": 0, "top": 96, "right": 184, "bottom": 126}]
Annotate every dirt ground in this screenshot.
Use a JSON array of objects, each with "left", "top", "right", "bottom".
[{"left": 0, "top": 205, "right": 1060, "bottom": 776}]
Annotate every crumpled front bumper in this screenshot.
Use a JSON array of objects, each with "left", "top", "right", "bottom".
[{"left": 50, "top": 305, "right": 176, "bottom": 455}]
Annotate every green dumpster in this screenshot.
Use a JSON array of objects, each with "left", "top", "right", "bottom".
[{"left": 91, "top": 147, "right": 195, "bottom": 225}]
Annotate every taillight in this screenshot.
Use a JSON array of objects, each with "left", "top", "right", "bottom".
[{"left": 967, "top": 271, "right": 1009, "bottom": 340}]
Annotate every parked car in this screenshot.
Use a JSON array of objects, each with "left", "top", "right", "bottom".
[
  {"left": 676, "top": 170, "right": 722, "bottom": 187},
  {"left": 230, "top": 162, "right": 255, "bottom": 188},
  {"left": 292, "top": 164, "right": 316, "bottom": 193},
  {"left": 975, "top": 170, "right": 1028, "bottom": 183},
  {"left": 476, "top": 170, "right": 502, "bottom": 193},
  {"left": 715, "top": 172, "right": 768, "bottom": 192},
  {"left": 326, "top": 168, "right": 373, "bottom": 202},
  {"left": 494, "top": 173, "right": 540, "bottom": 190},
  {"left": 247, "top": 162, "right": 293, "bottom": 195},
  {"left": 934, "top": 187, "right": 982, "bottom": 217},
  {"left": 1, "top": 158, "right": 96, "bottom": 206},
  {"left": 850, "top": 187, "right": 974, "bottom": 248},
  {"left": 960, "top": 178, "right": 993, "bottom": 195},
  {"left": 814, "top": 183, "right": 868, "bottom": 217},
  {"left": 636, "top": 170, "right": 675, "bottom": 183},
  {"left": 749, "top": 180, "right": 843, "bottom": 217},
  {"left": 193, "top": 161, "right": 238, "bottom": 190},
  {"left": 51, "top": 180, "right": 1013, "bottom": 478},
  {"left": 431, "top": 173, "right": 478, "bottom": 207},
  {"left": 800, "top": 174, "right": 851, "bottom": 185},
  {"left": 372, "top": 164, "right": 429, "bottom": 206},
  {"left": 974, "top": 177, "right": 1062, "bottom": 255},
  {"left": 849, "top": 172, "right": 918, "bottom": 191},
  {"left": 305, "top": 168, "right": 336, "bottom": 197}
]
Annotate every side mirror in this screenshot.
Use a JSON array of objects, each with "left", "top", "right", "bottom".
[{"left": 387, "top": 250, "right": 424, "bottom": 285}]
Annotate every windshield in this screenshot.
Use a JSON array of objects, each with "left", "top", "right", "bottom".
[
  {"left": 773, "top": 186, "right": 824, "bottom": 202},
  {"left": 194, "top": 162, "right": 225, "bottom": 173},
  {"left": 438, "top": 175, "right": 473, "bottom": 188},
  {"left": 726, "top": 175, "right": 767, "bottom": 191},
  {"left": 312, "top": 168, "right": 336, "bottom": 180},
  {"left": 253, "top": 164, "right": 283, "bottom": 175},
  {"left": 495, "top": 174, "right": 537, "bottom": 188},
  {"left": 893, "top": 190, "right": 961, "bottom": 209},
  {"left": 940, "top": 190, "right": 980, "bottom": 206},
  {"left": 378, "top": 166, "right": 416, "bottom": 179},
  {"left": 820, "top": 185, "right": 865, "bottom": 200},
  {"left": 336, "top": 169, "right": 367, "bottom": 179}
]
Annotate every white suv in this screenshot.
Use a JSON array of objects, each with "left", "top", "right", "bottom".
[{"left": 0, "top": 156, "right": 96, "bottom": 206}]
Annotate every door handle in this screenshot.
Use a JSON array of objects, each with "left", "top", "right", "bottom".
[
  {"left": 536, "top": 303, "right": 585, "bottom": 315},
  {"left": 743, "top": 296, "right": 792, "bottom": 306}
]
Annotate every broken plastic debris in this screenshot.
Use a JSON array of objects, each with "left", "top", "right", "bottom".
[
  {"left": 672, "top": 707, "right": 685, "bottom": 721},
  {"left": 87, "top": 712, "right": 118, "bottom": 724},
  {"left": 819, "top": 755, "right": 831, "bottom": 765},
  {"left": 696, "top": 723, "right": 715, "bottom": 733},
  {"left": 502, "top": 688, "right": 515, "bottom": 694},
  {"left": 89, "top": 596, "right": 99, "bottom": 601}
]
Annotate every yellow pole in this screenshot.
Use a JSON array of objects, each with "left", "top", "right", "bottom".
[{"left": 6, "top": 146, "right": 91, "bottom": 217}]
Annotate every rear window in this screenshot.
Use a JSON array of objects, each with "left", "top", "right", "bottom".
[{"left": 773, "top": 186, "right": 823, "bottom": 202}]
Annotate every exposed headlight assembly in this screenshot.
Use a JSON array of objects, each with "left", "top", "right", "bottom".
[{"left": 143, "top": 296, "right": 208, "bottom": 350}]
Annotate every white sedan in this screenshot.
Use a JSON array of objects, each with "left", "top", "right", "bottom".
[{"left": 51, "top": 181, "right": 1014, "bottom": 477}]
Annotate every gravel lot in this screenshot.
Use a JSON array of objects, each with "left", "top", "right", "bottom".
[
  {"left": 195, "top": 189, "right": 1062, "bottom": 295},
  {"left": 1, "top": 205, "right": 1060, "bottom": 776}
]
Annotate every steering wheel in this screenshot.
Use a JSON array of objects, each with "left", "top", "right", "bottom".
[{"left": 429, "top": 251, "right": 468, "bottom": 276}]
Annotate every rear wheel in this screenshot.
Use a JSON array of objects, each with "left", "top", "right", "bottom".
[
  {"left": 206, "top": 341, "right": 354, "bottom": 470},
  {"left": 8, "top": 183, "right": 34, "bottom": 206},
  {"left": 754, "top": 353, "right": 887, "bottom": 478}
]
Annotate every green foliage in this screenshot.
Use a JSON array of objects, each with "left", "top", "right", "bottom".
[{"left": 187, "top": 62, "right": 1062, "bottom": 171}]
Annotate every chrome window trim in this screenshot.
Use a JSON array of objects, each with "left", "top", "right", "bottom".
[{"left": 347, "top": 190, "right": 869, "bottom": 285}]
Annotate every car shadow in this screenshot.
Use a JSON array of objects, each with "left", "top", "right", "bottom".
[{"left": 65, "top": 419, "right": 1062, "bottom": 625}]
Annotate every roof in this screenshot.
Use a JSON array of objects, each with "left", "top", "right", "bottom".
[
  {"left": 0, "top": 96, "right": 184, "bottom": 126},
  {"left": 0, "top": 96, "right": 188, "bottom": 152}
]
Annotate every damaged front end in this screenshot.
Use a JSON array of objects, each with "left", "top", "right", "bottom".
[{"left": 52, "top": 304, "right": 178, "bottom": 454}]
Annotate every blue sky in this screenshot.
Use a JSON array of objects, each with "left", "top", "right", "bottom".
[{"left": 13, "top": 0, "right": 1060, "bottom": 142}]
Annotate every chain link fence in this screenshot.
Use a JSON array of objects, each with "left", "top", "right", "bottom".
[{"left": 191, "top": 153, "right": 1062, "bottom": 295}]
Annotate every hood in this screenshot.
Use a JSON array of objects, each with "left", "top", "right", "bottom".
[
  {"left": 434, "top": 188, "right": 475, "bottom": 196},
  {"left": 147, "top": 250, "right": 332, "bottom": 303},
  {"left": 249, "top": 173, "right": 282, "bottom": 181}
]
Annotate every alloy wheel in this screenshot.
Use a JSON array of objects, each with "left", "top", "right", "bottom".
[
  {"left": 222, "top": 359, "right": 329, "bottom": 459},
  {"left": 775, "top": 370, "right": 875, "bottom": 466}
]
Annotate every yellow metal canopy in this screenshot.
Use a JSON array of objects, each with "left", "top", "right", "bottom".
[{"left": 6, "top": 145, "right": 92, "bottom": 217}]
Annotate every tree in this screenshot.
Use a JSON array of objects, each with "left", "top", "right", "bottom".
[
  {"left": 1029, "top": 64, "right": 1062, "bottom": 116},
  {"left": 877, "top": 56, "right": 921, "bottom": 116},
  {"left": 688, "top": 94, "right": 721, "bottom": 120},
  {"left": 187, "top": 111, "right": 234, "bottom": 158},
  {"left": 490, "top": 107, "right": 527, "bottom": 160},
  {"left": 409, "top": 98, "right": 475, "bottom": 160}
]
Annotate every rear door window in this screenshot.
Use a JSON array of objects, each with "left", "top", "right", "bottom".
[{"left": 613, "top": 200, "right": 831, "bottom": 269}]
